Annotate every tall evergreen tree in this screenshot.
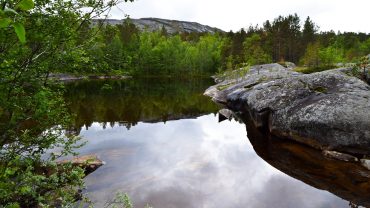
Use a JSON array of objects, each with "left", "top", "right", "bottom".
[{"left": 302, "top": 16, "right": 317, "bottom": 48}]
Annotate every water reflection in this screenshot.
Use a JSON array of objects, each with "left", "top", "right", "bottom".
[
  {"left": 64, "top": 78, "right": 218, "bottom": 133},
  {"left": 79, "top": 116, "right": 347, "bottom": 208},
  {"left": 65, "top": 78, "right": 355, "bottom": 208},
  {"left": 244, "top": 114, "right": 370, "bottom": 207}
]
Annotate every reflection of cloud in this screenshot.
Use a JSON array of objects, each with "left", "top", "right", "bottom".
[
  {"left": 81, "top": 114, "right": 348, "bottom": 207},
  {"left": 134, "top": 186, "right": 204, "bottom": 208},
  {"left": 248, "top": 175, "right": 347, "bottom": 208}
]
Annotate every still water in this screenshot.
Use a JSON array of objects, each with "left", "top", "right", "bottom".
[{"left": 65, "top": 78, "right": 353, "bottom": 208}]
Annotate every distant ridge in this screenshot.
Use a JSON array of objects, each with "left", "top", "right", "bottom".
[{"left": 92, "top": 18, "right": 224, "bottom": 34}]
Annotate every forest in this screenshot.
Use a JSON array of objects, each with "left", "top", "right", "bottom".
[
  {"left": 73, "top": 20, "right": 225, "bottom": 76},
  {"left": 221, "top": 14, "right": 370, "bottom": 71},
  {"left": 55, "top": 14, "right": 370, "bottom": 77}
]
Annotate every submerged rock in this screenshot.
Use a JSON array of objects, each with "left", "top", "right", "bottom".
[
  {"left": 58, "top": 154, "right": 104, "bottom": 175},
  {"left": 205, "top": 64, "right": 370, "bottom": 155}
]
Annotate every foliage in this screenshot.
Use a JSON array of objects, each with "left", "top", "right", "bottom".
[
  {"left": 0, "top": 81, "right": 87, "bottom": 206},
  {"left": 0, "top": 0, "right": 34, "bottom": 43},
  {"left": 318, "top": 45, "right": 344, "bottom": 67},
  {"left": 103, "top": 192, "right": 154, "bottom": 208},
  {"left": 351, "top": 56, "right": 369, "bottom": 80},
  {"left": 300, "top": 42, "right": 321, "bottom": 68},
  {"left": 243, "top": 34, "right": 272, "bottom": 65},
  {"left": 300, "top": 41, "right": 344, "bottom": 70},
  {"left": 105, "top": 192, "right": 133, "bottom": 208},
  {"left": 70, "top": 24, "right": 225, "bottom": 77},
  {"left": 219, "top": 14, "right": 370, "bottom": 71},
  {"left": 4, "top": 11, "right": 368, "bottom": 78},
  {"left": 0, "top": 0, "right": 133, "bottom": 206}
]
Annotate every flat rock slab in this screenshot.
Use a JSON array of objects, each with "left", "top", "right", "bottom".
[
  {"left": 205, "top": 64, "right": 370, "bottom": 155},
  {"left": 58, "top": 154, "right": 104, "bottom": 175}
]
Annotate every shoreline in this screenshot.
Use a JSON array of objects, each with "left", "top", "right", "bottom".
[{"left": 48, "top": 73, "right": 132, "bottom": 82}]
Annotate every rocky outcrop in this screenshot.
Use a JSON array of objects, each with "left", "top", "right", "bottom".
[
  {"left": 205, "top": 64, "right": 370, "bottom": 155},
  {"left": 93, "top": 18, "right": 223, "bottom": 34}
]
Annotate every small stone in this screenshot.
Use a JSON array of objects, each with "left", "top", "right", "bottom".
[
  {"left": 323, "top": 150, "right": 358, "bottom": 162},
  {"left": 361, "top": 159, "right": 370, "bottom": 170}
]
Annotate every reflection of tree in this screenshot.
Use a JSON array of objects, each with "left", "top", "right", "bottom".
[{"left": 64, "top": 78, "right": 219, "bottom": 131}]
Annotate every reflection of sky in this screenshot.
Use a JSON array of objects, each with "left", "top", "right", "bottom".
[{"left": 79, "top": 114, "right": 347, "bottom": 208}]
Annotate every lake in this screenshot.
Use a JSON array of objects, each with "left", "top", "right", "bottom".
[{"left": 64, "top": 78, "right": 359, "bottom": 208}]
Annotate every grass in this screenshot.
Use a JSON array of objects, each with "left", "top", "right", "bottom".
[
  {"left": 216, "top": 65, "right": 251, "bottom": 81},
  {"left": 217, "top": 83, "right": 234, "bottom": 91},
  {"left": 294, "top": 65, "right": 336, "bottom": 74}
]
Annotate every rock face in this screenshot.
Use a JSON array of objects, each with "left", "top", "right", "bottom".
[
  {"left": 93, "top": 18, "right": 223, "bottom": 34},
  {"left": 205, "top": 63, "right": 370, "bottom": 155}
]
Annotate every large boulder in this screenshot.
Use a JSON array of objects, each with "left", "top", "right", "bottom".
[{"left": 205, "top": 64, "right": 370, "bottom": 155}]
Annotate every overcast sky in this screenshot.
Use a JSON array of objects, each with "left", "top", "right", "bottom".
[{"left": 108, "top": 0, "right": 370, "bottom": 33}]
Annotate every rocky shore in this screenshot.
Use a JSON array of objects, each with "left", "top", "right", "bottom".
[{"left": 205, "top": 64, "right": 370, "bottom": 157}]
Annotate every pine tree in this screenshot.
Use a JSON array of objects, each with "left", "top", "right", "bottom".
[{"left": 302, "top": 17, "right": 317, "bottom": 48}]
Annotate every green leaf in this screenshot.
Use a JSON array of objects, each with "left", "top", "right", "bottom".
[
  {"left": 17, "top": 0, "right": 35, "bottom": 11},
  {"left": 13, "top": 22, "right": 26, "bottom": 43},
  {"left": 6, "top": 203, "right": 20, "bottom": 208},
  {"left": 20, "top": 186, "right": 32, "bottom": 194},
  {"left": 0, "top": 18, "right": 11, "bottom": 28}
]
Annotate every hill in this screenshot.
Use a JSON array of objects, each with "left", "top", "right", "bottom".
[{"left": 93, "top": 17, "right": 224, "bottom": 34}]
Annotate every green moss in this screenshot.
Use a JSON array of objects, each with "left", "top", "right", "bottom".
[
  {"left": 217, "top": 83, "right": 233, "bottom": 91},
  {"left": 312, "top": 86, "right": 327, "bottom": 93},
  {"left": 239, "top": 66, "right": 250, "bottom": 75},
  {"left": 278, "top": 62, "right": 288, "bottom": 68},
  {"left": 294, "top": 66, "right": 335, "bottom": 74},
  {"left": 257, "top": 75, "right": 268, "bottom": 82},
  {"left": 216, "top": 65, "right": 251, "bottom": 81},
  {"left": 294, "top": 66, "right": 309, "bottom": 73}
]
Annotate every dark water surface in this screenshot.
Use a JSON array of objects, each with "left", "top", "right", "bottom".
[{"left": 65, "top": 78, "right": 354, "bottom": 208}]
